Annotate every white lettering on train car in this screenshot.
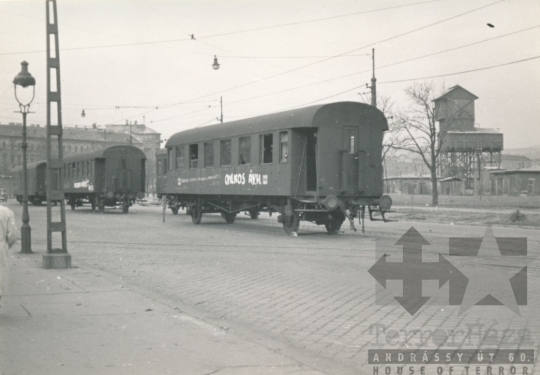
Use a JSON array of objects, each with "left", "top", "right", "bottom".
[
  {"left": 74, "top": 179, "right": 90, "bottom": 189},
  {"left": 248, "top": 170, "right": 263, "bottom": 185},
  {"left": 224, "top": 173, "right": 246, "bottom": 185},
  {"left": 224, "top": 171, "right": 268, "bottom": 186}
]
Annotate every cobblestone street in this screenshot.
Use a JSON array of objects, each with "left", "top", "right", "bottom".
[{"left": 9, "top": 202, "right": 540, "bottom": 374}]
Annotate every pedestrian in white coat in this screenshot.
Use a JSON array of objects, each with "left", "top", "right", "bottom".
[{"left": 0, "top": 205, "right": 18, "bottom": 304}]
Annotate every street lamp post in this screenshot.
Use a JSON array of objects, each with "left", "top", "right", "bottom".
[{"left": 13, "top": 61, "right": 36, "bottom": 254}]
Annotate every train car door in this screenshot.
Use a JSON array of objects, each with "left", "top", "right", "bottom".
[
  {"left": 116, "top": 156, "right": 132, "bottom": 192},
  {"left": 94, "top": 159, "right": 105, "bottom": 193},
  {"left": 343, "top": 126, "right": 359, "bottom": 194},
  {"left": 305, "top": 131, "right": 317, "bottom": 192}
]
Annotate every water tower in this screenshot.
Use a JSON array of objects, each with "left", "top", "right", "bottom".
[{"left": 434, "top": 85, "right": 503, "bottom": 194}]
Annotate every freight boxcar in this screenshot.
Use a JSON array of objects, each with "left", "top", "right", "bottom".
[
  {"left": 63, "top": 145, "right": 146, "bottom": 213},
  {"left": 13, "top": 161, "right": 47, "bottom": 205}
]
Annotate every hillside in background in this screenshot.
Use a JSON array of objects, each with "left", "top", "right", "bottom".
[{"left": 504, "top": 144, "right": 540, "bottom": 160}]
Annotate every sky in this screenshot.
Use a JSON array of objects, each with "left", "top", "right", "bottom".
[{"left": 0, "top": 0, "right": 539, "bottom": 149}]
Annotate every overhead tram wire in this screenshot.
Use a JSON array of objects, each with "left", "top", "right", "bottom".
[
  {"left": 218, "top": 24, "right": 540, "bottom": 108},
  {"left": 0, "top": 0, "right": 444, "bottom": 57},
  {"left": 110, "top": 25, "right": 540, "bottom": 128},
  {"left": 156, "top": 54, "right": 540, "bottom": 126},
  {"left": 133, "top": 0, "right": 505, "bottom": 121},
  {"left": 269, "top": 54, "right": 540, "bottom": 111},
  {"left": 379, "top": 55, "right": 540, "bottom": 84},
  {"left": 144, "top": 1, "right": 356, "bottom": 97},
  {"left": 195, "top": 0, "right": 445, "bottom": 40}
]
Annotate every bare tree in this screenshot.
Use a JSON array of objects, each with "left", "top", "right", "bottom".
[{"left": 395, "top": 82, "right": 448, "bottom": 206}]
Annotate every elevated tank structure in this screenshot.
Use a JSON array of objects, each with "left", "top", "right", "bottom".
[{"left": 434, "top": 85, "right": 503, "bottom": 194}]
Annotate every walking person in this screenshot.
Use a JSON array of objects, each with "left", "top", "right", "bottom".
[{"left": 0, "top": 205, "right": 18, "bottom": 305}]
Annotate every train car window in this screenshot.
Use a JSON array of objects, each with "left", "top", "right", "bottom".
[
  {"left": 280, "top": 132, "right": 289, "bottom": 163},
  {"left": 260, "top": 134, "right": 273, "bottom": 164},
  {"left": 121, "top": 158, "right": 127, "bottom": 170},
  {"left": 72, "top": 163, "right": 76, "bottom": 177},
  {"left": 220, "top": 139, "right": 231, "bottom": 166},
  {"left": 175, "top": 146, "right": 184, "bottom": 169},
  {"left": 204, "top": 142, "right": 214, "bottom": 168},
  {"left": 349, "top": 136, "right": 356, "bottom": 154},
  {"left": 157, "top": 160, "right": 162, "bottom": 176},
  {"left": 239, "top": 137, "right": 251, "bottom": 165},
  {"left": 189, "top": 144, "right": 198, "bottom": 168},
  {"left": 82, "top": 161, "right": 86, "bottom": 176},
  {"left": 162, "top": 159, "right": 167, "bottom": 174},
  {"left": 90, "top": 160, "right": 94, "bottom": 176},
  {"left": 167, "top": 148, "right": 174, "bottom": 171}
]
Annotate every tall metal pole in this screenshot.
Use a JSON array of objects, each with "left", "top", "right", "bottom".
[
  {"left": 44, "top": 0, "right": 70, "bottom": 269},
  {"left": 20, "top": 110, "right": 32, "bottom": 253},
  {"left": 217, "top": 96, "right": 223, "bottom": 123},
  {"left": 370, "top": 48, "right": 377, "bottom": 107}
]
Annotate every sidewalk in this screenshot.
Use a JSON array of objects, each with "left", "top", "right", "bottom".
[{"left": 0, "top": 248, "right": 334, "bottom": 375}]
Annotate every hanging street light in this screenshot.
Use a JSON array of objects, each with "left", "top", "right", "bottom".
[
  {"left": 13, "top": 61, "right": 36, "bottom": 254},
  {"left": 212, "top": 55, "right": 220, "bottom": 70}
]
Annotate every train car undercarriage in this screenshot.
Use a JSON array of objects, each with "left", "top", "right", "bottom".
[{"left": 164, "top": 194, "right": 392, "bottom": 235}]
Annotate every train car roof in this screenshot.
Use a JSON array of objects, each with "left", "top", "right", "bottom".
[
  {"left": 12, "top": 145, "right": 147, "bottom": 172},
  {"left": 156, "top": 148, "right": 167, "bottom": 156},
  {"left": 63, "top": 145, "right": 147, "bottom": 162},
  {"left": 11, "top": 160, "right": 46, "bottom": 172},
  {"left": 166, "top": 101, "right": 386, "bottom": 147}
]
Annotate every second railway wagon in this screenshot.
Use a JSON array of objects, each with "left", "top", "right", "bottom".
[
  {"left": 63, "top": 145, "right": 146, "bottom": 213},
  {"left": 161, "top": 101, "right": 392, "bottom": 234},
  {"left": 13, "top": 161, "right": 47, "bottom": 205}
]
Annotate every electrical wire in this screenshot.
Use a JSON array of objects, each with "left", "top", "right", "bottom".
[
  {"left": 379, "top": 55, "right": 540, "bottom": 84},
  {"left": 0, "top": 0, "right": 444, "bottom": 56},
  {"left": 136, "top": 0, "right": 505, "bottom": 121}
]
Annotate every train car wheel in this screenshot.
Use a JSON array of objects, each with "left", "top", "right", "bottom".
[
  {"left": 248, "top": 209, "right": 259, "bottom": 220},
  {"left": 282, "top": 213, "right": 300, "bottom": 235},
  {"left": 191, "top": 206, "right": 202, "bottom": 224},
  {"left": 171, "top": 206, "right": 179, "bottom": 215},
  {"left": 98, "top": 200, "right": 105, "bottom": 213},
  {"left": 223, "top": 212, "right": 236, "bottom": 224}
]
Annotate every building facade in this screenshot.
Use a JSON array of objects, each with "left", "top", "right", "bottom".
[{"left": 490, "top": 167, "right": 540, "bottom": 196}]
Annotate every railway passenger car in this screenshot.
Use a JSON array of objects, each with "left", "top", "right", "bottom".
[
  {"left": 63, "top": 145, "right": 146, "bottom": 213},
  {"left": 13, "top": 161, "right": 48, "bottom": 205},
  {"left": 162, "top": 101, "right": 392, "bottom": 234},
  {"left": 13, "top": 145, "right": 146, "bottom": 213}
]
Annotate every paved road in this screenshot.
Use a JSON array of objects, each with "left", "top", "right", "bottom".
[{"left": 8, "top": 201, "right": 540, "bottom": 374}]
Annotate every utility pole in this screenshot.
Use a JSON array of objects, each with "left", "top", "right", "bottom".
[
  {"left": 366, "top": 48, "right": 377, "bottom": 108},
  {"left": 217, "top": 96, "right": 223, "bottom": 123},
  {"left": 44, "top": 0, "right": 70, "bottom": 269}
]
